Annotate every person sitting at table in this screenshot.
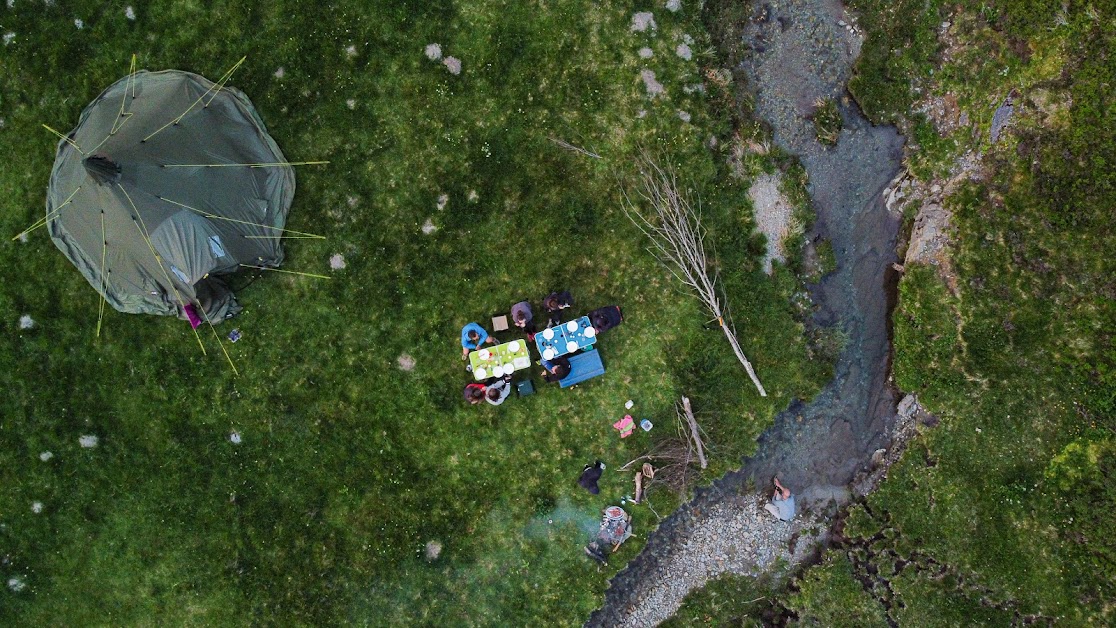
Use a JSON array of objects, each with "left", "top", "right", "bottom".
[
  {"left": 485, "top": 375, "right": 513, "bottom": 406},
  {"left": 461, "top": 321, "right": 497, "bottom": 359},
  {"left": 510, "top": 300, "right": 536, "bottom": 335},
  {"left": 543, "top": 290, "right": 573, "bottom": 327},
  {"left": 463, "top": 382, "right": 487, "bottom": 405},
  {"left": 541, "top": 355, "right": 572, "bottom": 383},
  {"left": 589, "top": 305, "right": 624, "bottom": 334}
]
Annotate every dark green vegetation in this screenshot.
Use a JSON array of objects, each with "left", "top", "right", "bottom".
[
  {"left": 809, "top": 97, "right": 841, "bottom": 147},
  {"left": 0, "top": 1, "right": 829, "bottom": 624},
  {"left": 672, "top": 0, "right": 1115, "bottom": 624}
]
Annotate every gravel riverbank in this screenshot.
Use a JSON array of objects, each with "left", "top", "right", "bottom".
[{"left": 587, "top": 0, "right": 906, "bottom": 624}]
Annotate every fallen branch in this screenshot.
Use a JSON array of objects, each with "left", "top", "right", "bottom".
[
  {"left": 548, "top": 136, "right": 602, "bottom": 159},
  {"left": 680, "top": 396, "right": 707, "bottom": 469},
  {"left": 620, "top": 153, "right": 767, "bottom": 396}
]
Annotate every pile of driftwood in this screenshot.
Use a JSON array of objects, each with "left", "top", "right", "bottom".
[{"left": 622, "top": 396, "right": 711, "bottom": 511}]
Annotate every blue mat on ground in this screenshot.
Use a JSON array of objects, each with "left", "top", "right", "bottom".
[{"left": 559, "top": 350, "right": 605, "bottom": 388}]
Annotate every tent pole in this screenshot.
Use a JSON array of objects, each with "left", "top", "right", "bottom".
[{"left": 119, "top": 183, "right": 208, "bottom": 356}]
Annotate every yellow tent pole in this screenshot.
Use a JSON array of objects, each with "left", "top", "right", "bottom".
[
  {"left": 142, "top": 56, "right": 246, "bottom": 143},
  {"left": 11, "top": 186, "right": 82, "bottom": 241},
  {"left": 42, "top": 124, "right": 85, "bottom": 155},
  {"left": 156, "top": 196, "right": 326, "bottom": 239},
  {"left": 95, "top": 211, "right": 108, "bottom": 338},
  {"left": 118, "top": 183, "right": 207, "bottom": 356},
  {"left": 161, "top": 161, "right": 329, "bottom": 168},
  {"left": 239, "top": 264, "right": 331, "bottom": 280},
  {"left": 196, "top": 301, "right": 239, "bottom": 376}
]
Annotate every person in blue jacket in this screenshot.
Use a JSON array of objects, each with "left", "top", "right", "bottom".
[{"left": 461, "top": 321, "right": 497, "bottom": 359}]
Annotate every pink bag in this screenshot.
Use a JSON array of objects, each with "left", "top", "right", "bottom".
[{"left": 613, "top": 415, "right": 635, "bottom": 438}]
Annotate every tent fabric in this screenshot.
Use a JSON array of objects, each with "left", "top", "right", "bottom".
[{"left": 45, "top": 69, "right": 295, "bottom": 322}]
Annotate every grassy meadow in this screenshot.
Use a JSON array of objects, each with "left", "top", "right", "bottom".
[{"left": 0, "top": 1, "right": 827, "bottom": 624}]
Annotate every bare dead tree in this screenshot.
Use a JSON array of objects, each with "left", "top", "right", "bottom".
[
  {"left": 548, "top": 136, "right": 602, "bottom": 159},
  {"left": 620, "top": 154, "right": 767, "bottom": 396}
]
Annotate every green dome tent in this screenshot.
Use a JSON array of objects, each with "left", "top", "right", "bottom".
[{"left": 45, "top": 68, "right": 296, "bottom": 323}]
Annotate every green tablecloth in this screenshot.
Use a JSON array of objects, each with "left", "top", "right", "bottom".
[{"left": 469, "top": 339, "right": 531, "bottom": 381}]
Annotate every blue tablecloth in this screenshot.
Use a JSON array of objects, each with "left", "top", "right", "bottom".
[{"left": 535, "top": 316, "right": 596, "bottom": 360}]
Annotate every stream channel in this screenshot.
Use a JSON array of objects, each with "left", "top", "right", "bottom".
[{"left": 588, "top": 0, "right": 905, "bottom": 623}]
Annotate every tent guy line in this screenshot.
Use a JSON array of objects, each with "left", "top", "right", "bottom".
[
  {"left": 154, "top": 195, "right": 326, "bottom": 239},
  {"left": 11, "top": 186, "right": 81, "bottom": 241},
  {"left": 42, "top": 124, "right": 84, "bottom": 155},
  {"left": 160, "top": 161, "right": 330, "bottom": 168},
  {"left": 239, "top": 264, "right": 331, "bottom": 280},
  {"left": 141, "top": 56, "right": 246, "bottom": 143},
  {"left": 119, "top": 182, "right": 209, "bottom": 356}
]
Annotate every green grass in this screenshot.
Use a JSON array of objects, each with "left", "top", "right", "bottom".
[{"left": 0, "top": 1, "right": 827, "bottom": 624}]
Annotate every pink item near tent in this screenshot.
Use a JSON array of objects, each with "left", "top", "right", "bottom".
[
  {"left": 184, "top": 303, "right": 202, "bottom": 329},
  {"left": 613, "top": 415, "right": 635, "bottom": 438}
]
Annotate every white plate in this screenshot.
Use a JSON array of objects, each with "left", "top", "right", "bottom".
[
  {"left": 566, "top": 341, "right": 578, "bottom": 353},
  {"left": 585, "top": 327, "right": 596, "bottom": 338},
  {"left": 566, "top": 321, "right": 578, "bottom": 332},
  {"left": 543, "top": 348, "right": 555, "bottom": 360},
  {"left": 508, "top": 341, "right": 520, "bottom": 352},
  {"left": 478, "top": 349, "right": 491, "bottom": 360},
  {"left": 474, "top": 368, "right": 487, "bottom": 379},
  {"left": 542, "top": 328, "right": 554, "bottom": 340},
  {"left": 493, "top": 366, "right": 504, "bottom": 378}
]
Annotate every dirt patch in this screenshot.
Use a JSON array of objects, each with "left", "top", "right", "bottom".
[{"left": 748, "top": 173, "right": 796, "bottom": 274}]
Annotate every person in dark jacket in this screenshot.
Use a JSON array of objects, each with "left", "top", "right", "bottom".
[
  {"left": 543, "top": 290, "right": 573, "bottom": 327},
  {"left": 578, "top": 460, "right": 606, "bottom": 494},
  {"left": 588, "top": 305, "right": 624, "bottom": 334},
  {"left": 541, "top": 356, "right": 571, "bottom": 383}
]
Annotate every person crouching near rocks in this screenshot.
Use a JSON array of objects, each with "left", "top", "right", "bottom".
[{"left": 764, "top": 476, "right": 796, "bottom": 521}]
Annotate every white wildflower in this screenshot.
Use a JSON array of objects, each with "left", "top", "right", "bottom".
[
  {"left": 678, "top": 110, "right": 691, "bottom": 122},
  {"left": 329, "top": 254, "right": 346, "bottom": 270},
  {"left": 274, "top": 67, "right": 285, "bottom": 79},
  {"left": 631, "top": 12, "right": 656, "bottom": 32},
  {"left": 19, "top": 314, "right": 35, "bottom": 329},
  {"left": 345, "top": 44, "right": 357, "bottom": 58},
  {"left": 421, "top": 218, "right": 437, "bottom": 234},
  {"left": 467, "top": 190, "right": 479, "bottom": 202},
  {"left": 78, "top": 434, "right": 98, "bottom": 448},
  {"left": 3, "top": 32, "right": 15, "bottom": 46},
  {"left": 74, "top": 18, "right": 83, "bottom": 29},
  {"left": 424, "top": 43, "right": 442, "bottom": 60},
  {"left": 675, "top": 43, "right": 692, "bottom": 60},
  {"left": 443, "top": 56, "right": 461, "bottom": 75},
  {"left": 666, "top": 0, "right": 682, "bottom": 12},
  {"left": 436, "top": 193, "right": 448, "bottom": 210},
  {"left": 31, "top": 501, "right": 43, "bottom": 514},
  {"left": 346, "top": 98, "right": 356, "bottom": 110},
  {"left": 7, "top": 577, "right": 25, "bottom": 593},
  {"left": 124, "top": 5, "right": 135, "bottom": 20},
  {"left": 638, "top": 47, "right": 653, "bottom": 59},
  {"left": 39, "top": 451, "right": 53, "bottom": 461},
  {"left": 229, "top": 431, "right": 242, "bottom": 444}
]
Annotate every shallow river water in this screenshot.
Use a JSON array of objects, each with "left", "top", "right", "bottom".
[{"left": 587, "top": 0, "right": 905, "bottom": 623}]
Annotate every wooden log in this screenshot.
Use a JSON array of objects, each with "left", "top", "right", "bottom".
[{"left": 681, "top": 396, "right": 708, "bottom": 469}]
